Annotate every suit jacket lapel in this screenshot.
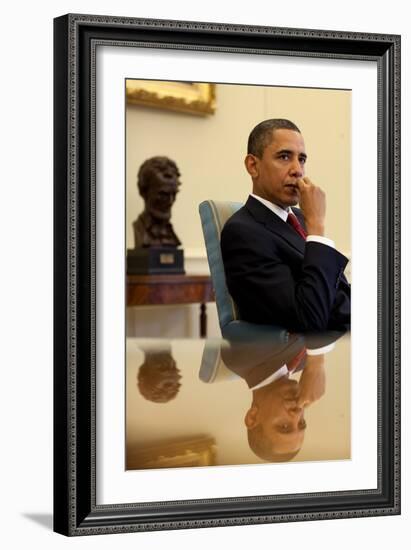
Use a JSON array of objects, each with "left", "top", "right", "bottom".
[
  {"left": 223, "top": 332, "right": 305, "bottom": 388},
  {"left": 245, "top": 195, "right": 306, "bottom": 256}
]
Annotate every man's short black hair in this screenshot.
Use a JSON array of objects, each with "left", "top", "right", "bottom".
[
  {"left": 247, "top": 118, "right": 301, "bottom": 158},
  {"left": 247, "top": 424, "right": 300, "bottom": 462}
]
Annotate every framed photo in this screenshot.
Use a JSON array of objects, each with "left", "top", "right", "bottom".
[
  {"left": 126, "top": 79, "right": 216, "bottom": 115},
  {"left": 53, "top": 14, "right": 400, "bottom": 536}
]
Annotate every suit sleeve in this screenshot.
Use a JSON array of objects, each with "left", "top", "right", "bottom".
[{"left": 221, "top": 221, "right": 349, "bottom": 331}]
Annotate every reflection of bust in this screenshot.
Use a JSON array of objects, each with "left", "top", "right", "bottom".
[
  {"left": 133, "top": 156, "right": 182, "bottom": 248},
  {"left": 137, "top": 351, "right": 182, "bottom": 403}
]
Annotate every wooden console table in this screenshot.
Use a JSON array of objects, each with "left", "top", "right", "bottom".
[{"left": 126, "top": 274, "right": 215, "bottom": 337}]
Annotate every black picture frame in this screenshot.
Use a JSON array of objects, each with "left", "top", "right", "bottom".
[{"left": 53, "top": 13, "right": 401, "bottom": 536}]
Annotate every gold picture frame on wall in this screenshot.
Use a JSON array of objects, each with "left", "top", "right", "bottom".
[
  {"left": 127, "top": 436, "right": 217, "bottom": 470},
  {"left": 126, "top": 79, "right": 216, "bottom": 116}
]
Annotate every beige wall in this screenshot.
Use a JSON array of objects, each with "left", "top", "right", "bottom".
[
  {"left": 127, "top": 82, "right": 351, "bottom": 251},
  {"left": 126, "top": 82, "right": 351, "bottom": 338}
]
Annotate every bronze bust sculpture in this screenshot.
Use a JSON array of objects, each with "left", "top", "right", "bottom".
[{"left": 133, "top": 156, "right": 182, "bottom": 248}]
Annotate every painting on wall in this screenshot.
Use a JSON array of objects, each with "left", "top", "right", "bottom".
[{"left": 126, "top": 79, "right": 216, "bottom": 116}]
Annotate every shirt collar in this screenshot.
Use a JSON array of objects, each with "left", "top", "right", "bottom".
[
  {"left": 250, "top": 365, "right": 288, "bottom": 390},
  {"left": 250, "top": 193, "right": 291, "bottom": 222}
]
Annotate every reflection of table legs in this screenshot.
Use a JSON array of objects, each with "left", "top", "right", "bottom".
[
  {"left": 200, "top": 303, "right": 207, "bottom": 338},
  {"left": 127, "top": 275, "right": 214, "bottom": 338}
]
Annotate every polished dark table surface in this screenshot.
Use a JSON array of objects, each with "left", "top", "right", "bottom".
[{"left": 126, "top": 329, "right": 351, "bottom": 471}]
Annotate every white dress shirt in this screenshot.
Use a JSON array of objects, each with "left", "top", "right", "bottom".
[
  {"left": 249, "top": 342, "right": 336, "bottom": 390},
  {"left": 250, "top": 193, "right": 335, "bottom": 248}
]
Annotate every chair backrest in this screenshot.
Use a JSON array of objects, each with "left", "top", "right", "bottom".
[{"left": 199, "top": 200, "right": 243, "bottom": 329}]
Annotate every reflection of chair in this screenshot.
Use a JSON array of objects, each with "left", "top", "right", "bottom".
[
  {"left": 199, "top": 200, "right": 242, "bottom": 335},
  {"left": 198, "top": 339, "right": 235, "bottom": 383},
  {"left": 199, "top": 319, "right": 289, "bottom": 383}
]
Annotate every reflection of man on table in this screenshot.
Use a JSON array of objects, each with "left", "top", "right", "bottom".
[
  {"left": 222, "top": 332, "right": 340, "bottom": 462},
  {"left": 221, "top": 119, "right": 350, "bottom": 332}
]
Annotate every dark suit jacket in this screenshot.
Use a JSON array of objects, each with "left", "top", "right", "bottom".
[
  {"left": 221, "top": 332, "right": 305, "bottom": 388},
  {"left": 221, "top": 330, "right": 345, "bottom": 389},
  {"left": 220, "top": 195, "right": 350, "bottom": 331}
]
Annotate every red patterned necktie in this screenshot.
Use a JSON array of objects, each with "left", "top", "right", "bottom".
[
  {"left": 286, "top": 347, "right": 307, "bottom": 374},
  {"left": 287, "top": 212, "right": 307, "bottom": 240}
]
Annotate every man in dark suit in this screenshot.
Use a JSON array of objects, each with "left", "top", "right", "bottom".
[
  {"left": 221, "top": 119, "right": 350, "bottom": 332},
  {"left": 220, "top": 329, "right": 344, "bottom": 462}
]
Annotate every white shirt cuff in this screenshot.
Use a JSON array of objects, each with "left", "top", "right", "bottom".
[
  {"left": 306, "top": 235, "right": 335, "bottom": 249},
  {"left": 307, "top": 342, "right": 335, "bottom": 356}
]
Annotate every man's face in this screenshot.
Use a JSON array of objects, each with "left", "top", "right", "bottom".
[
  {"left": 247, "top": 129, "right": 307, "bottom": 209},
  {"left": 258, "top": 378, "right": 306, "bottom": 454}
]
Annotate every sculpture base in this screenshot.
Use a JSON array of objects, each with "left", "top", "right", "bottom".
[{"left": 127, "top": 248, "right": 185, "bottom": 275}]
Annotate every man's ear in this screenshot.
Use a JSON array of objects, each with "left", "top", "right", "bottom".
[
  {"left": 244, "top": 154, "right": 259, "bottom": 179},
  {"left": 244, "top": 405, "right": 259, "bottom": 429}
]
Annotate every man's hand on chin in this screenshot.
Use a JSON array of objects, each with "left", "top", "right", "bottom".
[
  {"left": 296, "top": 354, "right": 326, "bottom": 407},
  {"left": 296, "top": 177, "right": 326, "bottom": 236}
]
